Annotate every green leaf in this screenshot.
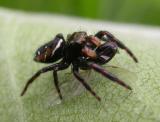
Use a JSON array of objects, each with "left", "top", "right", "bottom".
[{"left": 0, "top": 8, "right": 160, "bottom": 122}]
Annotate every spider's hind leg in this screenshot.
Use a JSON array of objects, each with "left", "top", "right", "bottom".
[
  {"left": 53, "top": 71, "right": 63, "bottom": 100},
  {"left": 21, "top": 60, "right": 69, "bottom": 97},
  {"left": 20, "top": 64, "right": 56, "bottom": 96},
  {"left": 52, "top": 61, "right": 70, "bottom": 100}
]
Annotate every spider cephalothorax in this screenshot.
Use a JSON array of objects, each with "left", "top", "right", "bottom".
[{"left": 21, "top": 31, "right": 138, "bottom": 101}]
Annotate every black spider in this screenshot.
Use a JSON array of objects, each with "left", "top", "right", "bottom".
[{"left": 21, "top": 31, "right": 138, "bottom": 101}]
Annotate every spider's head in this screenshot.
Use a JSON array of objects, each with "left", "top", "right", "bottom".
[
  {"left": 67, "top": 31, "right": 87, "bottom": 44},
  {"left": 34, "top": 34, "right": 65, "bottom": 63}
]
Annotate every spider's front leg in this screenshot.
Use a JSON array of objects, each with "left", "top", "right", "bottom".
[
  {"left": 87, "top": 62, "right": 132, "bottom": 90},
  {"left": 95, "top": 31, "right": 138, "bottom": 63},
  {"left": 20, "top": 60, "right": 69, "bottom": 97},
  {"left": 72, "top": 63, "right": 101, "bottom": 101}
]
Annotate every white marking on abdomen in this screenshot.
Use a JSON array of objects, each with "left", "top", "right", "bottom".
[{"left": 52, "top": 39, "right": 63, "bottom": 56}]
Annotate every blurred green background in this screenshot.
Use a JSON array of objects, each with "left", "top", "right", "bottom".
[{"left": 0, "top": 0, "right": 160, "bottom": 26}]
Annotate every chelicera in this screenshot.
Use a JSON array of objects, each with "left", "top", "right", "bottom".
[{"left": 21, "top": 31, "right": 138, "bottom": 101}]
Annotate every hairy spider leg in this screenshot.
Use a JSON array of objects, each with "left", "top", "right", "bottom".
[
  {"left": 113, "top": 38, "right": 138, "bottom": 63},
  {"left": 106, "top": 65, "right": 119, "bottom": 68},
  {"left": 95, "top": 31, "right": 138, "bottom": 63},
  {"left": 21, "top": 60, "right": 69, "bottom": 96},
  {"left": 72, "top": 64, "right": 101, "bottom": 101},
  {"left": 52, "top": 61, "right": 69, "bottom": 99},
  {"left": 86, "top": 35, "right": 101, "bottom": 47},
  {"left": 87, "top": 62, "right": 132, "bottom": 90},
  {"left": 20, "top": 65, "right": 55, "bottom": 96},
  {"left": 53, "top": 71, "right": 62, "bottom": 99}
]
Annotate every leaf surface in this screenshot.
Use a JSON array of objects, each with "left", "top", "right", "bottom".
[{"left": 0, "top": 8, "right": 160, "bottom": 122}]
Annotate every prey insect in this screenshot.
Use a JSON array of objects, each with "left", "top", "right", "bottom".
[{"left": 20, "top": 31, "right": 138, "bottom": 101}]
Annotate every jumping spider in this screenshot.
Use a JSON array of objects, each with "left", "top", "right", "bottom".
[{"left": 21, "top": 31, "right": 138, "bottom": 101}]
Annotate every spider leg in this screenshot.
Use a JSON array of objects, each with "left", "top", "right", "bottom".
[
  {"left": 85, "top": 35, "right": 101, "bottom": 47},
  {"left": 105, "top": 65, "right": 119, "bottom": 68},
  {"left": 21, "top": 60, "right": 69, "bottom": 96},
  {"left": 53, "top": 71, "right": 62, "bottom": 99},
  {"left": 95, "top": 31, "right": 138, "bottom": 63},
  {"left": 113, "top": 38, "right": 138, "bottom": 63},
  {"left": 72, "top": 64, "right": 101, "bottom": 101},
  {"left": 52, "top": 61, "right": 69, "bottom": 100},
  {"left": 87, "top": 62, "right": 132, "bottom": 90}
]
